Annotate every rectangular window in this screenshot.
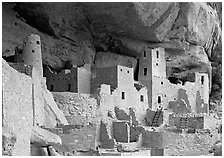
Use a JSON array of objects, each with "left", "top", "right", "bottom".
[
  {"left": 140, "top": 95, "right": 144, "bottom": 102},
  {"left": 156, "top": 50, "right": 159, "bottom": 58},
  {"left": 122, "top": 92, "right": 125, "bottom": 100},
  {"left": 201, "top": 76, "right": 204, "bottom": 84},
  {"left": 143, "top": 50, "right": 146, "bottom": 57},
  {"left": 144, "top": 68, "right": 147, "bottom": 76},
  {"left": 50, "top": 85, "right": 54, "bottom": 91},
  {"left": 68, "top": 84, "right": 71, "bottom": 91},
  {"left": 158, "top": 96, "right": 161, "bottom": 104}
]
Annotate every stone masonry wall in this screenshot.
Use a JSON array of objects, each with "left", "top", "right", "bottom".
[{"left": 2, "top": 59, "right": 33, "bottom": 156}]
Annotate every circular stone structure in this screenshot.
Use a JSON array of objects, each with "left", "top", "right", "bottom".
[{"left": 14, "top": 34, "right": 43, "bottom": 76}]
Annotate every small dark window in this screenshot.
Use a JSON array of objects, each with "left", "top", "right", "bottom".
[
  {"left": 161, "top": 82, "right": 163, "bottom": 85},
  {"left": 143, "top": 50, "right": 146, "bottom": 57},
  {"left": 158, "top": 96, "right": 161, "bottom": 104},
  {"left": 36, "top": 41, "right": 40, "bottom": 45},
  {"left": 122, "top": 92, "right": 125, "bottom": 100},
  {"left": 156, "top": 50, "right": 159, "bottom": 58},
  {"left": 37, "top": 60, "right": 38, "bottom": 62},
  {"left": 201, "top": 76, "right": 204, "bottom": 84},
  {"left": 140, "top": 95, "right": 144, "bottom": 102},
  {"left": 22, "top": 60, "right": 24, "bottom": 62},
  {"left": 120, "top": 69, "right": 122, "bottom": 71},
  {"left": 156, "top": 63, "right": 158, "bottom": 66},
  {"left": 68, "top": 84, "right": 71, "bottom": 91},
  {"left": 127, "top": 71, "right": 129, "bottom": 73},
  {"left": 143, "top": 68, "right": 147, "bottom": 76},
  {"left": 50, "top": 85, "right": 54, "bottom": 91},
  {"left": 164, "top": 95, "right": 166, "bottom": 97},
  {"left": 32, "top": 50, "right": 35, "bottom": 53}
]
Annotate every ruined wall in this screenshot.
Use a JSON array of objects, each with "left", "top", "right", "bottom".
[
  {"left": 45, "top": 64, "right": 92, "bottom": 94},
  {"left": 113, "top": 121, "right": 129, "bottom": 143},
  {"left": 117, "top": 65, "right": 134, "bottom": 88},
  {"left": 2, "top": 60, "right": 33, "bottom": 156},
  {"left": 32, "top": 67, "right": 45, "bottom": 126},
  {"left": 169, "top": 114, "right": 204, "bottom": 129},
  {"left": 77, "top": 64, "right": 91, "bottom": 94},
  {"left": 50, "top": 125, "right": 97, "bottom": 154},
  {"left": 94, "top": 74, "right": 148, "bottom": 148},
  {"left": 91, "top": 66, "right": 118, "bottom": 94},
  {"left": 141, "top": 131, "right": 165, "bottom": 149},
  {"left": 14, "top": 34, "right": 43, "bottom": 77},
  {"left": 45, "top": 67, "right": 78, "bottom": 92},
  {"left": 137, "top": 46, "right": 209, "bottom": 115},
  {"left": 153, "top": 77, "right": 209, "bottom": 115},
  {"left": 93, "top": 66, "right": 149, "bottom": 124},
  {"left": 195, "top": 72, "right": 209, "bottom": 108},
  {"left": 98, "top": 121, "right": 115, "bottom": 149}
]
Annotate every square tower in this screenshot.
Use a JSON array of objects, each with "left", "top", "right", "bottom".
[
  {"left": 195, "top": 72, "right": 209, "bottom": 105},
  {"left": 138, "top": 47, "right": 166, "bottom": 109}
]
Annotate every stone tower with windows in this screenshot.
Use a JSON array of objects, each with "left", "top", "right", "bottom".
[
  {"left": 14, "top": 34, "right": 43, "bottom": 77},
  {"left": 138, "top": 47, "right": 166, "bottom": 110}
]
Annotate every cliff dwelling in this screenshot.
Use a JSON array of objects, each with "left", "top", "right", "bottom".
[{"left": 2, "top": 2, "right": 222, "bottom": 157}]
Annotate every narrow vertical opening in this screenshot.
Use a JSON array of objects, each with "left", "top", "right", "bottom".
[
  {"left": 122, "top": 92, "right": 125, "bottom": 100},
  {"left": 50, "top": 85, "right": 54, "bottom": 91},
  {"left": 143, "top": 50, "right": 146, "bottom": 57},
  {"left": 68, "top": 84, "right": 71, "bottom": 91},
  {"left": 201, "top": 76, "right": 204, "bottom": 84},
  {"left": 134, "top": 59, "right": 139, "bottom": 81},
  {"left": 156, "top": 50, "right": 159, "bottom": 58},
  {"left": 140, "top": 95, "right": 144, "bottom": 102},
  {"left": 144, "top": 68, "right": 147, "bottom": 76},
  {"left": 158, "top": 96, "right": 161, "bottom": 104}
]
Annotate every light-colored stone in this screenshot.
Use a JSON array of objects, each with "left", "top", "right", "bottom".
[
  {"left": 42, "top": 86, "right": 69, "bottom": 126},
  {"left": 2, "top": 59, "right": 33, "bottom": 156},
  {"left": 31, "top": 126, "right": 62, "bottom": 146}
]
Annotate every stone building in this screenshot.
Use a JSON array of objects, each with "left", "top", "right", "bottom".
[
  {"left": 138, "top": 47, "right": 209, "bottom": 115},
  {"left": 44, "top": 64, "right": 91, "bottom": 94},
  {"left": 14, "top": 34, "right": 43, "bottom": 77},
  {"left": 91, "top": 65, "right": 149, "bottom": 123}
]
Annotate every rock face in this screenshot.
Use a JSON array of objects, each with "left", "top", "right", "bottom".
[
  {"left": 2, "top": 3, "right": 95, "bottom": 70},
  {"left": 82, "top": 2, "right": 180, "bottom": 42}
]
